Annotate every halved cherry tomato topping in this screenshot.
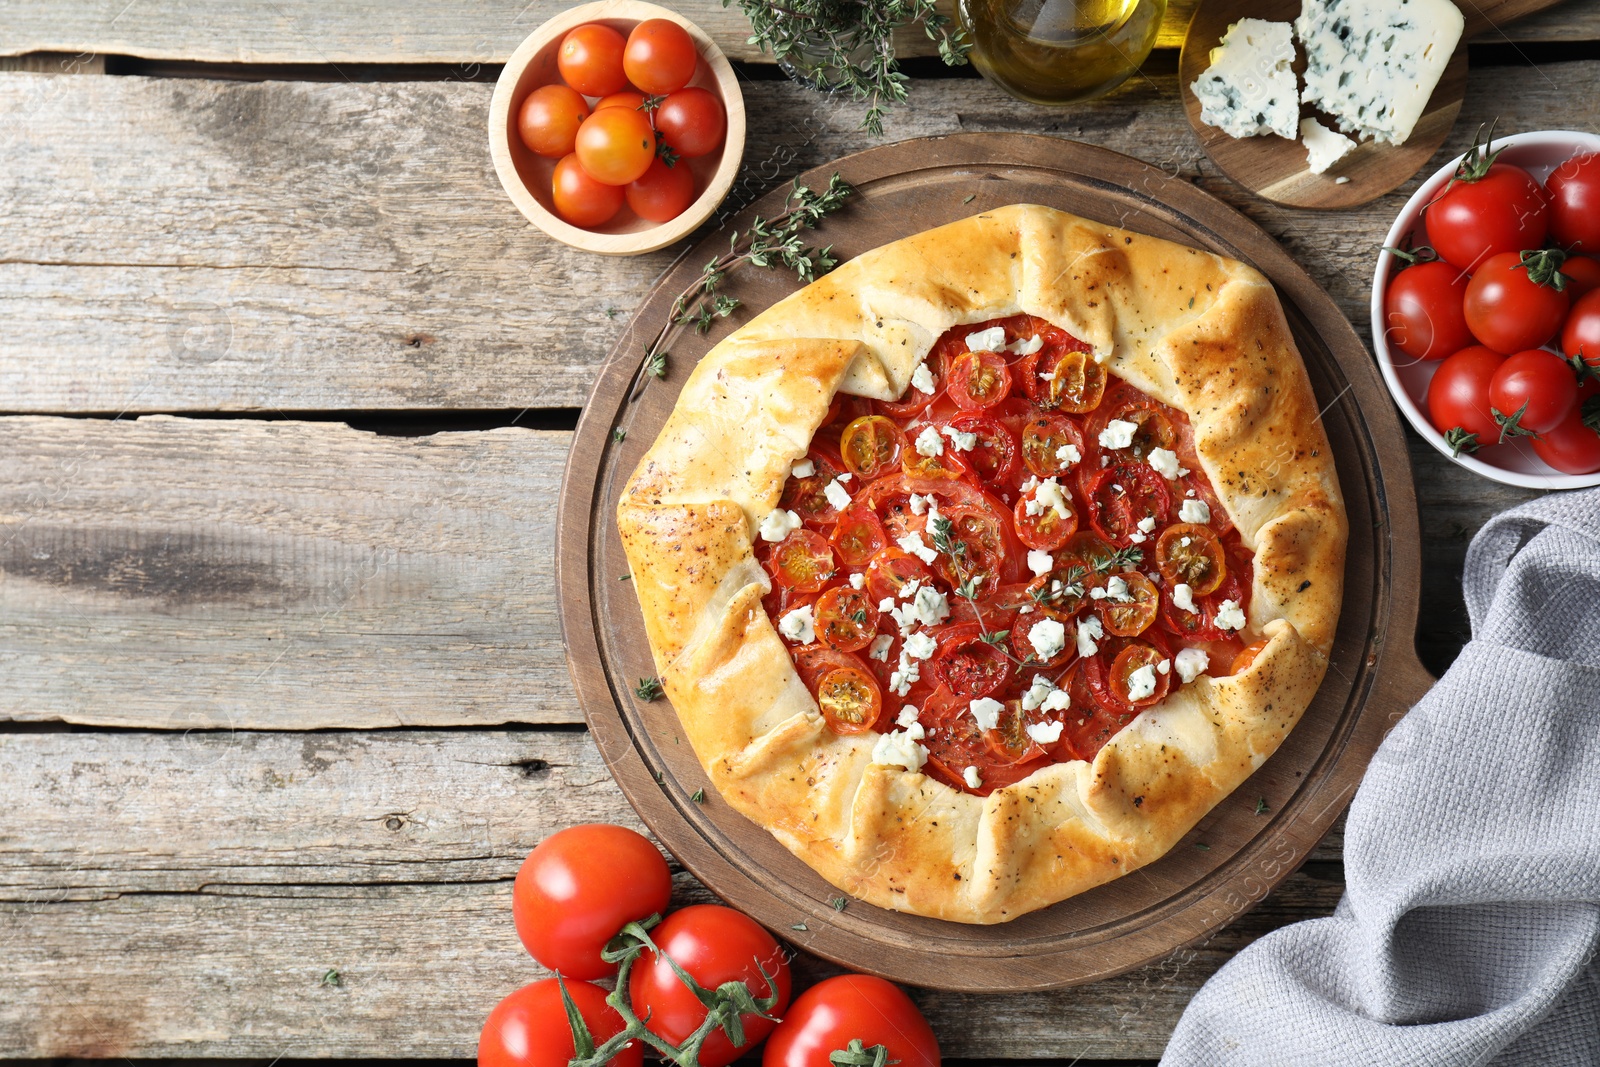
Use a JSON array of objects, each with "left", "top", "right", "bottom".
[
  {"left": 1109, "top": 642, "right": 1171, "bottom": 708},
  {"left": 768, "top": 530, "right": 835, "bottom": 592},
  {"left": 1158, "top": 567, "right": 1245, "bottom": 643},
  {"left": 932, "top": 504, "right": 1008, "bottom": 592},
  {"left": 1020, "top": 413, "right": 1087, "bottom": 478},
  {"left": 1024, "top": 345, "right": 1105, "bottom": 413},
  {"left": 901, "top": 433, "right": 972, "bottom": 482},
  {"left": 816, "top": 666, "right": 882, "bottom": 735},
  {"left": 780, "top": 448, "right": 848, "bottom": 526},
  {"left": 985, "top": 699, "right": 1047, "bottom": 765},
  {"left": 830, "top": 505, "right": 888, "bottom": 567},
  {"left": 1009, "top": 612, "right": 1073, "bottom": 669},
  {"left": 932, "top": 623, "right": 1012, "bottom": 698},
  {"left": 1013, "top": 484, "right": 1078, "bottom": 550},
  {"left": 947, "top": 350, "right": 1013, "bottom": 410},
  {"left": 1230, "top": 638, "right": 1270, "bottom": 675},
  {"left": 1095, "top": 571, "right": 1159, "bottom": 637},
  {"left": 1155, "top": 523, "right": 1226, "bottom": 596},
  {"left": 864, "top": 547, "right": 937, "bottom": 604},
  {"left": 814, "top": 585, "right": 879, "bottom": 653},
  {"left": 1055, "top": 662, "right": 1125, "bottom": 761},
  {"left": 839, "top": 416, "right": 907, "bottom": 480},
  {"left": 1085, "top": 464, "right": 1172, "bottom": 543},
  {"left": 1089, "top": 398, "right": 1178, "bottom": 462},
  {"left": 918, "top": 686, "right": 1047, "bottom": 795},
  {"left": 948, "top": 414, "right": 1019, "bottom": 484}
]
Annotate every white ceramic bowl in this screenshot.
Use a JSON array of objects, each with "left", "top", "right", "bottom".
[{"left": 1371, "top": 129, "right": 1600, "bottom": 489}]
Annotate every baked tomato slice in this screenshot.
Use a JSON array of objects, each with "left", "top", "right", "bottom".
[
  {"left": 1014, "top": 481, "right": 1078, "bottom": 550},
  {"left": 764, "top": 529, "right": 836, "bottom": 592},
  {"left": 1021, "top": 338, "right": 1104, "bottom": 413},
  {"left": 918, "top": 686, "right": 1050, "bottom": 796},
  {"left": 1155, "top": 522, "right": 1226, "bottom": 595},
  {"left": 931, "top": 503, "right": 1011, "bottom": 591},
  {"left": 779, "top": 446, "right": 849, "bottom": 526},
  {"left": 930, "top": 622, "right": 1012, "bottom": 698},
  {"left": 1094, "top": 570, "right": 1160, "bottom": 637},
  {"left": 829, "top": 504, "right": 888, "bottom": 566},
  {"left": 863, "top": 546, "right": 938, "bottom": 604},
  {"left": 814, "top": 585, "right": 880, "bottom": 652},
  {"left": 948, "top": 413, "right": 1019, "bottom": 484},
  {"left": 1085, "top": 463, "right": 1172, "bottom": 543},
  {"left": 1020, "top": 412, "right": 1088, "bottom": 479},
  {"left": 947, "top": 349, "right": 1013, "bottom": 410},
  {"left": 839, "top": 415, "right": 907, "bottom": 480}
]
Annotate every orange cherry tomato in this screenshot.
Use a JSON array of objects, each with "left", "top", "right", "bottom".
[
  {"left": 901, "top": 434, "right": 971, "bottom": 482},
  {"left": 1109, "top": 641, "right": 1171, "bottom": 708},
  {"left": 593, "top": 90, "right": 647, "bottom": 112},
  {"left": 1096, "top": 571, "right": 1160, "bottom": 637},
  {"left": 1155, "top": 523, "right": 1227, "bottom": 596},
  {"left": 575, "top": 106, "right": 656, "bottom": 186},
  {"left": 829, "top": 505, "right": 888, "bottom": 567},
  {"left": 814, "top": 586, "right": 880, "bottom": 653},
  {"left": 625, "top": 156, "right": 695, "bottom": 222},
  {"left": 623, "top": 18, "right": 699, "bottom": 95},
  {"left": 840, "top": 415, "right": 907, "bottom": 479},
  {"left": 551, "top": 153, "right": 624, "bottom": 227},
  {"left": 557, "top": 23, "right": 628, "bottom": 96},
  {"left": 1020, "top": 412, "right": 1087, "bottom": 478},
  {"left": 517, "top": 84, "right": 589, "bottom": 158},
  {"left": 1013, "top": 484, "right": 1078, "bottom": 550},
  {"left": 947, "top": 349, "right": 1013, "bottom": 410},
  {"left": 815, "top": 665, "right": 882, "bottom": 734},
  {"left": 769, "top": 530, "right": 836, "bottom": 592},
  {"left": 1026, "top": 347, "right": 1106, "bottom": 412},
  {"left": 984, "top": 698, "right": 1047, "bottom": 765},
  {"left": 863, "top": 547, "right": 937, "bottom": 604},
  {"left": 1230, "top": 638, "right": 1270, "bottom": 675}
]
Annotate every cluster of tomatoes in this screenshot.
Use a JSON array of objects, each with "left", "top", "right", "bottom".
[
  {"left": 479, "top": 824, "right": 939, "bottom": 1067},
  {"left": 1384, "top": 139, "right": 1600, "bottom": 473},
  {"left": 519, "top": 20, "right": 726, "bottom": 228},
  {"left": 761, "top": 315, "right": 1259, "bottom": 796}
]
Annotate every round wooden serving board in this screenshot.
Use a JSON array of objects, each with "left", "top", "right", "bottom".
[
  {"left": 558, "top": 133, "right": 1433, "bottom": 992},
  {"left": 1178, "top": 0, "right": 1563, "bottom": 209}
]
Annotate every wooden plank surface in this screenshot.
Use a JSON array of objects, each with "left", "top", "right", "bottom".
[
  {"left": 0, "top": 416, "right": 581, "bottom": 728},
  {"left": 0, "top": 728, "right": 1345, "bottom": 1059},
  {"left": 3, "top": 58, "right": 1596, "bottom": 412},
  {"left": 0, "top": 0, "right": 1593, "bottom": 65}
]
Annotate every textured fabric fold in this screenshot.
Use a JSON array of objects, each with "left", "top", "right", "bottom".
[{"left": 1163, "top": 490, "right": 1600, "bottom": 1066}]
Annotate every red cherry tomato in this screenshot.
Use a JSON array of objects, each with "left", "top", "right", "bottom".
[
  {"left": 948, "top": 413, "right": 1019, "bottom": 483},
  {"left": 767, "top": 529, "right": 837, "bottom": 592},
  {"left": 593, "top": 90, "right": 647, "bottom": 112},
  {"left": 863, "top": 547, "right": 937, "bottom": 604},
  {"left": 511, "top": 825, "right": 672, "bottom": 979},
  {"left": 629, "top": 905, "right": 792, "bottom": 1067},
  {"left": 625, "top": 156, "right": 695, "bottom": 222},
  {"left": 1013, "top": 484, "right": 1077, "bottom": 550},
  {"left": 1562, "top": 255, "right": 1600, "bottom": 299},
  {"left": 780, "top": 448, "right": 848, "bottom": 525},
  {"left": 932, "top": 622, "right": 1013, "bottom": 698},
  {"left": 557, "top": 23, "right": 629, "bottom": 97},
  {"left": 1085, "top": 464, "right": 1172, "bottom": 543},
  {"left": 552, "top": 153, "right": 624, "bottom": 228},
  {"left": 1463, "top": 251, "right": 1570, "bottom": 354},
  {"left": 1426, "top": 345, "right": 1506, "bottom": 445},
  {"left": 479, "top": 978, "right": 642, "bottom": 1067},
  {"left": 575, "top": 106, "right": 657, "bottom": 186},
  {"left": 814, "top": 585, "right": 880, "bottom": 653},
  {"left": 518, "top": 84, "right": 589, "bottom": 158},
  {"left": 830, "top": 505, "right": 888, "bottom": 566},
  {"left": 1547, "top": 151, "right": 1600, "bottom": 253},
  {"left": 815, "top": 664, "right": 883, "bottom": 734},
  {"left": 1487, "top": 349, "right": 1577, "bottom": 436},
  {"left": 1424, "top": 157, "right": 1550, "bottom": 271},
  {"left": 1532, "top": 407, "right": 1600, "bottom": 474},
  {"left": 1383, "top": 259, "right": 1474, "bottom": 361},
  {"left": 653, "top": 87, "right": 726, "bottom": 159},
  {"left": 762, "top": 975, "right": 940, "bottom": 1067},
  {"left": 947, "top": 349, "right": 1013, "bottom": 409},
  {"left": 1563, "top": 289, "right": 1600, "bottom": 367},
  {"left": 623, "top": 19, "right": 699, "bottom": 95}
]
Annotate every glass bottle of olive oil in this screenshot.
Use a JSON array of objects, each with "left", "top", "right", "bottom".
[{"left": 957, "top": 0, "right": 1167, "bottom": 106}]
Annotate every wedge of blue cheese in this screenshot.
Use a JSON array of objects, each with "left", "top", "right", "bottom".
[
  {"left": 1295, "top": 0, "right": 1464, "bottom": 146},
  {"left": 1191, "top": 18, "right": 1300, "bottom": 141}
]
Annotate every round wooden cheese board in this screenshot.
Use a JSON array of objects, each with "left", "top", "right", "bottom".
[{"left": 557, "top": 133, "right": 1432, "bottom": 992}]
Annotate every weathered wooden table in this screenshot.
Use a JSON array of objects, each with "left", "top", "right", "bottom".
[{"left": 2, "top": 3, "right": 1593, "bottom": 1063}]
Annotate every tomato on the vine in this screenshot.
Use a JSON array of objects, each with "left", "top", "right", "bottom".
[
  {"left": 479, "top": 978, "right": 643, "bottom": 1067},
  {"left": 575, "top": 106, "right": 657, "bottom": 186},
  {"left": 552, "top": 154, "right": 624, "bottom": 227},
  {"left": 1427, "top": 345, "right": 1505, "bottom": 446},
  {"left": 557, "top": 23, "right": 629, "bottom": 97},
  {"left": 623, "top": 19, "right": 698, "bottom": 95},
  {"left": 1463, "top": 251, "right": 1570, "bottom": 354},
  {"left": 1487, "top": 349, "right": 1577, "bottom": 436},
  {"left": 512, "top": 825, "right": 672, "bottom": 979},
  {"left": 593, "top": 90, "right": 648, "bottom": 112},
  {"left": 762, "top": 975, "right": 940, "bottom": 1067},
  {"left": 1423, "top": 136, "right": 1549, "bottom": 270},
  {"left": 653, "top": 87, "right": 726, "bottom": 159},
  {"left": 518, "top": 84, "right": 589, "bottom": 158},
  {"left": 1383, "top": 258, "right": 1474, "bottom": 361},
  {"left": 1547, "top": 151, "right": 1600, "bottom": 253},
  {"left": 1563, "top": 288, "right": 1600, "bottom": 367},
  {"left": 629, "top": 905, "right": 792, "bottom": 1067},
  {"left": 625, "top": 157, "right": 695, "bottom": 222}
]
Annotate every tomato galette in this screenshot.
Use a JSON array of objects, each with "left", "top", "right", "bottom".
[{"left": 618, "top": 205, "right": 1346, "bottom": 924}]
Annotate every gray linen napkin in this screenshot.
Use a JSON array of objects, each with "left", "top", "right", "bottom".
[{"left": 1163, "top": 489, "right": 1600, "bottom": 1066}]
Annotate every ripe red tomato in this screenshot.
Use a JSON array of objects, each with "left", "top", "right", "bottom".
[
  {"left": 518, "top": 84, "right": 589, "bottom": 158},
  {"left": 1532, "top": 407, "right": 1600, "bottom": 474},
  {"left": 947, "top": 349, "right": 1013, "bottom": 409},
  {"left": 557, "top": 23, "right": 628, "bottom": 97},
  {"left": 1547, "top": 152, "right": 1600, "bottom": 253},
  {"left": 512, "top": 824, "right": 672, "bottom": 979},
  {"left": 653, "top": 87, "right": 726, "bottom": 159},
  {"left": 1463, "top": 252, "right": 1570, "bottom": 354},
  {"left": 1562, "top": 255, "right": 1600, "bottom": 299},
  {"left": 625, "top": 157, "right": 695, "bottom": 222},
  {"left": 1488, "top": 349, "right": 1577, "bottom": 436},
  {"left": 623, "top": 19, "right": 698, "bottom": 95},
  {"left": 762, "top": 975, "right": 940, "bottom": 1067},
  {"left": 552, "top": 153, "right": 625, "bottom": 228},
  {"left": 1424, "top": 153, "right": 1550, "bottom": 270},
  {"left": 1383, "top": 259, "right": 1473, "bottom": 361},
  {"left": 1426, "top": 345, "right": 1505, "bottom": 446},
  {"left": 575, "top": 107, "right": 657, "bottom": 186},
  {"left": 629, "top": 905, "right": 792, "bottom": 1067},
  {"left": 1563, "top": 289, "right": 1600, "bottom": 367},
  {"left": 593, "top": 90, "right": 648, "bottom": 112},
  {"left": 479, "top": 978, "right": 643, "bottom": 1067}
]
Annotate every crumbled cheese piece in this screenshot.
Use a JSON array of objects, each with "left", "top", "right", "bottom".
[
  {"left": 1171, "top": 583, "right": 1198, "bottom": 613},
  {"left": 942, "top": 425, "right": 977, "bottom": 452},
  {"left": 1105, "top": 576, "right": 1133, "bottom": 603},
  {"left": 1056, "top": 443, "right": 1082, "bottom": 467},
  {"left": 1041, "top": 688, "right": 1071, "bottom": 713},
  {"left": 872, "top": 728, "right": 929, "bottom": 772},
  {"left": 1098, "top": 419, "right": 1137, "bottom": 449},
  {"left": 969, "top": 697, "right": 1004, "bottom": 731},
  {"left": 1126, "top": 664, "right": 1158, "bottom": 701},
  {"left": 1026, "top": 719, "right": 1065, "bottom": 745},
  {"left": 902, "top": 632, "right": 938, "bottom": 661},
  {"left": 899, "top": 580, "right": 922, "bottom": 601},
  {"left": 1021, "top": 475, "right": 1039, "bottom": 493},
  {"left": 1034, "top": 477, "right": 1072, "bottom": 520},
  {"left": 1137, "top": 515, "right": 1157, "bottom": 534},
  {"left": 1181, "top": 536, "right": 1192, "bottom": 547},
  {"left": 1089, "top": 586, "right": 1107, "bottom": 601},
  {"left": 914, "top": 426, "right": 944, "bottom": 458},
  {"left": 1077, "top": 615, "right": 1103, "bottom": 657},
  {"left": 1148, "top": 447, "right": 1181, "bottom": 480},
  {"left": 1175, "top": 647, "right": 1210, "bottom": 684},
  {"left": 877, "top": 598, "right": 896, "bottom": 614},
  {"left": 758, "top": 508, "right": 802, "bottom": 543},
  {"left": 791, "top": 459, "right": 814, "bottom": 478},
  {"left": 868, "top": 634, "right": 893, "bottom": 662},
  {"left": 897, "top": 531, "right": 938, "bottom": 565},
  {"left": 1027, "top": 549, "right": 1054, "bottom": 577},
  {"left": 1021, "top": 675, "right": 1054, "bottom": 712},
  {"left": 1008, "top": 334, "right": 1043, "bottom": 356},
  {"left": 1028, "top": 618, "right": 1067, "bottom": 661},
  {"left": 909, "top": 493, "right": 928, "bottom": 516},
  {"left": 822, "top": 478, "right": 852, "bottom": 511},
  {"left": 1191, "top": 18, "right": 1300, "bottom": 141},
  {"left": 897, "top": 704, "right": 920, "bottom": 728},
  {"left": 910, "top": 585, "right": 950, "bottom": 628},
  {"left": 1129, "top": 531, "right": 1147, "bottom": 544},
  {"left": 1336, "top": 176, "right": 1351, "bottom": 185},
  {"left": 1157, "top": 658, "right": 1171, "bottom": 675},
  {"left": 1180, "top": 498, "right": 1212, "bottom": 524},
  {"left": 889, "top": 656, "right": 920, "bottom": 696},
  {"left": 963, "top": 765, "right": 984, "bottom": 789},
  {"left": 910, "top": 361, "right": 936, "bottom": 395},
  {"left": 1215, "top": 599, "right": 1247, "bottom": 631},
  {"left": 1301, "top": 117, "right": 1356, "bottom": 174},
  {"left": 965, "top": 326, "right": 1006, "bottom": 352},
  {"left": 849, "top": 572, "right": 866, "bottom": 590},
  {"left": 778, "top": 605, "right": 815, "bottom": 644},
  {"left": 837, "top": 472, "right": 852, "bottom": 482}
]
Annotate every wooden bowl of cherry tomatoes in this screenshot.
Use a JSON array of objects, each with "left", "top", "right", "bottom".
[
  {"left": 1372, "top": 129, "right": 1600, "bottom": 487},
  {"left": 488, "top": 0, "right": 745, "bottom": 255}
]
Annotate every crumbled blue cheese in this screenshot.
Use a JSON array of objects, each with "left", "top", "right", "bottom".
[
  {"left": 1077, "top": 615, "right": 1104, "bottom": 657},
  {"left": 897, "top": 704, "right": 920, "bottom": 728},
  {"left": 914, "top": 426, "right": 944, "bottom": 458},
  {"left": 963, "top": 765, "right": 984, "bottom": 789},
  {"left": 942, "top": 426, "right": 977, "bottom": 452},
  {"left": 1148, "top": 447, "right": 1181, "bottom": 480},
  {"left": 910, "top": 361, "right": 936, "bottom": 395},
  {"left": 1171, "top": 583, "right": 1198, "bottom": 613},
  {"left": 791, "top": 459, "right": 814, "bottom": 478},
  {"left": 1126, "top": 664, "right": 1158, "bottom": 701},
  {"left": 1025, "top": 719, "right": 1065, "bottom": 744},
  {"left": 1180, "top": 497, "right": 1212, "bottom": 524},
  {"left": 889, "top": 656, "right": 920, "bottom": 696},
  {"left": 965, "top": 326, "right": 1006, "bottom": 352},
  {"left": 822, "top": 478, "right": 853, "bottom": 511},
  {"left": 868, "top": 634, "right": 893, "bottom": 661},
  {"left": 1028, "top": 618, "right": 1067, "bottom": 661},
  {"left": 1191, "top": 18, "right": 1300, "bottom": 141},
  {"left": 1098, "top": 419, "right": 1137, "bottom": 449},
  {"left": 1301, "top": 117, "right": 1356, "bottom": 174},
  {"left": 1027, "top": 549, "right": 1054, "bottom": 577},
  {"left": 902, "top": 632, "right": 938, "bottom": 661},
  {"left": 1175, "top": 647, "right": 1210, "bottom": 683},
  {"left": 910, "top": 585, "right": 950, "bottom": 627},
  {"left": 1033, "top": 477, "right": 1072, "bottom": 519},
  {"left": 1137, "top": 516, "right": 1157, "bottom": 535},
  {"left": 778, "top": 605, "right": 815, "bottom": 644},
  {"left": 909, "top": 493, "right": 928, "bottom": 516},
  {"left": 759, "top": 508, "right": 802, "bottom": 543},
  {"left": 968, "top": 697, "right": 1004, "bottom": 730},
  {"left": 1156, "top": 658, "right": 1172, "bottom": 675},
  {"left": 1021, "top": 674, "right": 1055, "bottom": 711},
  {"left": 872, "top": 727, "right": 928, "bottom": 772},
  {"left": 1296, "top": 0, "right": 1464, "bottom": 146},
  {"left": 849, "top": 572, "right": 866, "bottom": 590},
  {"left": 897, "top": 531, "right": 938, "bottom": 565},
  {"left": 1215, "top": 599, "right": 1247, "bottom": 631},
  {"left": 1008, "top": 334, "right": 1043, "bottom": 356},
  {"left": 1056, "top": 442, "right": 1082, "bottom": 467},
  {"left": 1105, "top": 576, "right": 1134, "bottom": 603}
]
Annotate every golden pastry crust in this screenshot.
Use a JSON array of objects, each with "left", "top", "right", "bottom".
[{"left": 618, "top": 205, "right": 1347, "bottom": 924}]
